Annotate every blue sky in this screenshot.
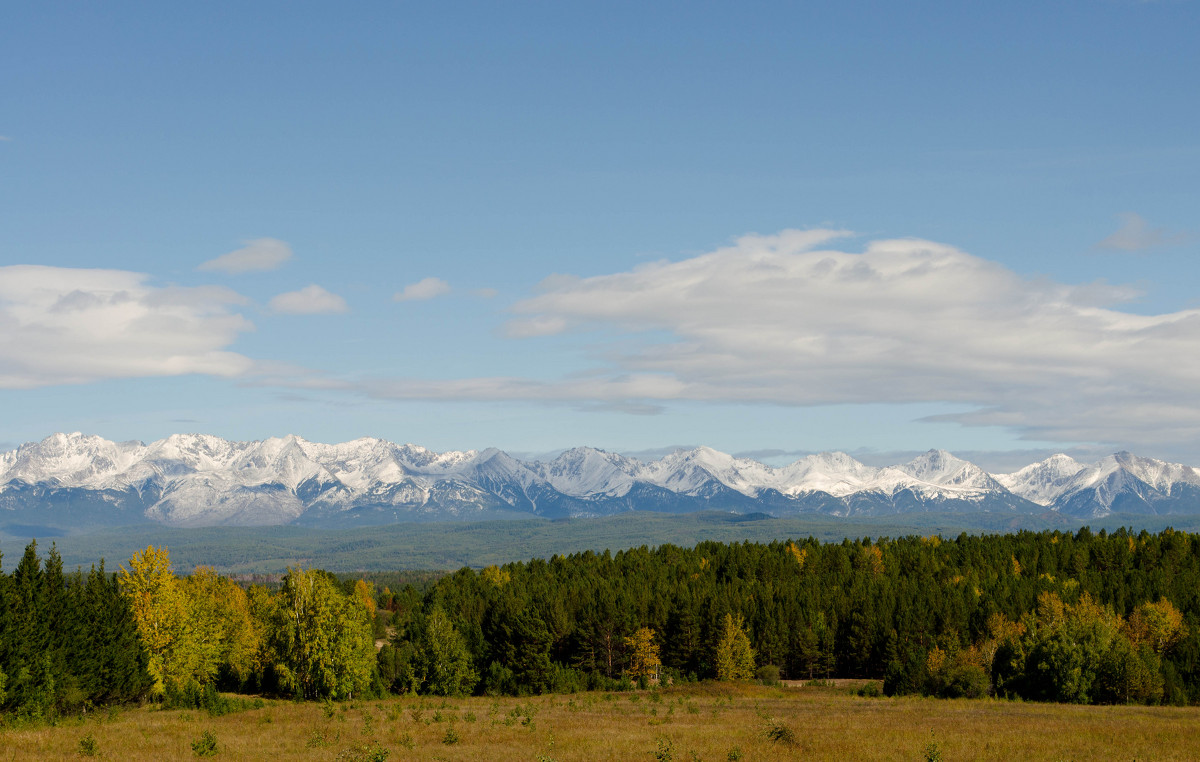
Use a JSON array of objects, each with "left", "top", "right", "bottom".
[{"left": 2, "top": 1, "right": 1198, "bottom": 469}]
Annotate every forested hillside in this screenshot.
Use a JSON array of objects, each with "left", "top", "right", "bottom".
[
  {"left": 400, "top": 528, "right": 1200, "bottom": 704},
  {"left": 2, "top": 528, "right": 1198, "bottom": 721}
]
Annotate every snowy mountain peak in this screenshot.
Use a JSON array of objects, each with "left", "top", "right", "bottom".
[
  {"left": 896, "top": 449, "right": 999, "bottom": 492},
  {"left": 5, "top": 434, "right": 1200, "bottom": 527},
  {"left": 993, "top": 453, "right": 1089, "bottom": 506},
  {"left": 900, "top": 449, "right": 964, "bottom": 478},
  {"left": 996, "top": 455, "right": 1087, "bottom": 506}
]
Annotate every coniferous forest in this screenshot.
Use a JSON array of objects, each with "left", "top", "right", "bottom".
[{"left": 2, "top": 528, "right": 1199, "bottom": 721}]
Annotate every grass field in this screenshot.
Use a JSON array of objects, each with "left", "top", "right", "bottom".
[{"left": 3, "top": 682, "right": 1197, "bottom": 761}]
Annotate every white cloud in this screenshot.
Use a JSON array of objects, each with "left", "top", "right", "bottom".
[
  {"left": 268, "top": 284, "right": 349, "bottom": 315},
  {"left": 0, "top": 265, "right": 253, "bottom": 388},
  {"left": 1097, "top": 212, "right": 1182, "bottom": 251},
  {"left": 198, "top": 238, "right": 293, "bottom": 274},
  {"left": 360, "top": 228, "right": 1200, "bottom": 450},
  {"left": 0, "top": 135, "right": 11, "bottom": 142},
  {"left": 393, "top": 277, "right": 451, "bottom": 302}
]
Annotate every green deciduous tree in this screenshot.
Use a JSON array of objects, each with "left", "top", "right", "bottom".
[
  {"left": 419, "top": 607, "right": 477, "bottom": 696},
  {"left": 268, "top": 567, "right": 375, "bottom": 699}
]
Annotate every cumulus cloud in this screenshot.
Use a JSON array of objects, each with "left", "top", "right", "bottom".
[
  {"left": 1097, "top": 212, "right": 1183, "bottom": 252},
  {"left": 0, "top": 265, "right": 253, "bottom": 388},
  {"left": 198, "top": 238, "right": 293, "bottom": 274},
  {"left": 393, "top": 277, "right": 451, "bottom": 302},
  {"left": 358, "top": 228, "right": 1200, "bottom": 450},
  {"left": 268, "top": 284, "right": 349, "bottom": 315}
]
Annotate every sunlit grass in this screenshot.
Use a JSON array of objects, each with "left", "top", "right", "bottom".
[{"left": 3, "top": 683, "right": 1198, "bottom": 760}]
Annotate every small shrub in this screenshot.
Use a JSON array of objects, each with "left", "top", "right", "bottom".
[
  {"left": 943, "top": 664, "right": 989, "bottom": 699},
  {"left": 166, "top": 683, "right": 255, "bottom": 718},
  {"left": 924, "top": 731, "right": 943, "bottom": 762},
  {"left": 442, "top": 725, "right": 460, "bottom": 745},
  {"left": 306, "top": 728, "right": 334, "bottom": 748},
  {"left": 335, "top": 741, "right": 390, "bottom": 762},
  {"left": 756, "top": 665, "right": 781, "bottom": 686},
  {"left": 726, "top": 747, "right": 743, "bottom": 761},
  {"left": 191, "top": 729, "right": 219, "bottom": 757},
  {"left": 764, "top": 722, "right": 797, "bottom": 746},
  {"left": 856, "top": 681, "right": 883, "bottom": 698},
  {"left": 397, "top": 732, "right": 414, "bottom": 750},
  {"left": 653, "top": 736, "right": 675, "bottom": 761},
  {"left": 77, "top": 732, "right": 98, "bottom": 757}
]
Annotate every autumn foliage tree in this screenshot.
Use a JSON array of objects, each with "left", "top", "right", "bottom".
[
  {"left": 119, "top": 546, "right": 194, "bottom": 695},
  {"left": 716, "top": 613, "right": 756, "bottom": 681},
  {"left": 183, "top": 567, "right": 264, "bottom": 687},
  {"left": 624, "top": 627, "right": 662, "bottom": 681}
]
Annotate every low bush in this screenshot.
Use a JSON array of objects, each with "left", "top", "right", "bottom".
[
  {"left": 191, "top": 729, "right": 218, "bottom": 757},
  {"left": 755, "top": 665, "right": 781, "bottom": 686}
]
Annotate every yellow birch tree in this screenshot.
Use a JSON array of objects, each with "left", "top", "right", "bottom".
[
  {"left": 716, "top": 613, "right": 756, "bottom": 680},
  {"left": 119, "top": 546, "right": 190, "bottom": 695},
  {"left": 624, "top": 627, "right": 662, "bottom": 681}
]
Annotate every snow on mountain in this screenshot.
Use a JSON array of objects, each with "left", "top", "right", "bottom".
[
  {"left": 894, "top": 449, "right": 1006, "bottom": 496},
  {"left": 0, "top": 432, "right": 146, "bottom": 488},
  {"left": 996, "top": 454, "right": 1087, "bottom": 506},
  {"left": 1053, "top": 452, "right": 1200, "bottom": 516},
  {"left": 5, "top": 433, "right": 1200, "bottom": 527},
  {"left": 643, "top": 446, "right": 775, "bottom": 497},
  {"left": 1087, "top": 452, "right": 1200, "bottom": 494},
  {"left": 537, "top": 447, "right": 642, "bottom": 497},
  {"left": 773, "top": 451, "right": 884, "bottom": 497}
]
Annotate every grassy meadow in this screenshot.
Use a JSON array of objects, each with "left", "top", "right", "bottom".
[{"left": 3, "top": 682, "right": 1198, "bottom": 761}]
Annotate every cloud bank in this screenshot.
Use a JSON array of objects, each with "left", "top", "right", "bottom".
[
  {"left": 1097, "top": 212, "right": 1182, "bottom": 252},
  {"left": 394, "top": 277, "right": 451, "bottom": 302},
  {"left": 268, "top": 284, "right": 349, "bottom": 315},
  {"left": 366, "top": 229, "right": 1200, "bottom": 449},
  {"left": 199, "top": 238, "right": 293, "bottom": 274},
  {"left": 0, "top": 265, "right": 253, "bottom": 388}
]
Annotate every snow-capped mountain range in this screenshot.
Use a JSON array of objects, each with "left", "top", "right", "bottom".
[{"left": 2, "top": 433, "right": 1200, "bottom": 529}]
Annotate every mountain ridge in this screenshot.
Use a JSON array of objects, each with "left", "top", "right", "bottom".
[{"left": 3, "top": 433, "right": 1200, "bottom": 529}]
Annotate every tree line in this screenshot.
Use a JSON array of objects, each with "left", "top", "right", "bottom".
[{"left": 1, "top": 527, "right": 1198, "bottom": 719}]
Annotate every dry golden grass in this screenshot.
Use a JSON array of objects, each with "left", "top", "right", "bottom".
[{"left": 3, "top": 683, "right": 1198, "bottom": 761}]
